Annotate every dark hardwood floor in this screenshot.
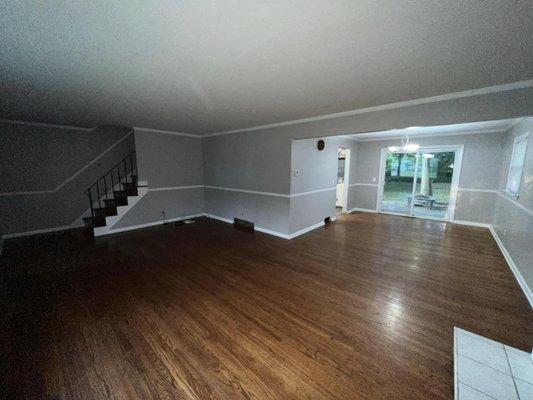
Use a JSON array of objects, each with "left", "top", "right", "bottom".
[{"left": 1, "top": 213, "right": 531, "bottom": 399}]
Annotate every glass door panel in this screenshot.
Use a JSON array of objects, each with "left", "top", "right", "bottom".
[
  {"left": 381, "top": 152, "right": 417, "bottom": 215},
  {"left": 411, "top": 151, "right": 455, "bottom": 220}
]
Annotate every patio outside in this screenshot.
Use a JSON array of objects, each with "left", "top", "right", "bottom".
[{"left": 381, "top": 151, "right": 455, "bottom": 219}]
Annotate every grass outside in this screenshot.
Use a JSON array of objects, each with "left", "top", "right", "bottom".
[{"left": 383, "top": 181, "right": 451, "bottom": 203}]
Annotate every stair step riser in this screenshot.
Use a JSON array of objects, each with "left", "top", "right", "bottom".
[
  {"left": 113, "top": 198, "right": 128, "bottom": 206},
  {"left": 94, "top": 207, "right": 118, "bottom": 217},
  {"left": 83, "top": 216, "right": 106, "bottom": 228}
]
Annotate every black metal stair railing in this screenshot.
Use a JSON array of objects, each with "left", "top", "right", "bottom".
[{"left": 84, "top": 150, "right": 137, "bottom": 223}]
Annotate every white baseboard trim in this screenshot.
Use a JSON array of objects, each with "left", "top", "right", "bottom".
[
  {"left": 348, "top": 183, "right": 379, "bottom": 187},
  {"left": 347, "top": 207, "right": 378, "bottom": 214},
  {"left": 448, "top": 219, "right": 532, "bottom": 307},
  {"left": 204, "top": 213, "right": 291, "bottom": 239},
  {"left": 255, "top": 226, "right": 291, "bottom": 239},
  {"left": 452, "top": 220, "right": 491, "bottom": 228},
  {"left": 204, "top": 213, "right": 334, "bottom": 240},
  {"left": 287, "top": 221, "right": 325, "bottom": 239},
  {"left": 453, "top": 327, "right": 458, "bottom": 400},
  {"left": 489, "top": 225, "right": 533, "bottom": 308},
  {"left": 95, "top": 213, "right": 205, "bottom": 237},
  {"left": 203, "top": 214, "right": 233, "bottom": 224}
]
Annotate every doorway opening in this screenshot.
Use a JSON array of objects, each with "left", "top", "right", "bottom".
[
  {"left": 377, "top": 146, "right": 463, "bottom": 221},
  {"left": 336, "top": 147, "right": 351, "bottom": 214}
]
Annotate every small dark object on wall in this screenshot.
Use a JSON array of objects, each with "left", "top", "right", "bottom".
[
  {"left": 324, "top": 216, "right": 331, "bottom": 224},
  {"left": 317, "top": 139, "right": 325, "bottom": 150}
]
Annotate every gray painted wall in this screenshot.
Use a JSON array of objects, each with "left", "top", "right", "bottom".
[
  {"left": 290, "top": 138, "right": 337, "bottom": 194},
  {"left": 350, "top": 132, "right": 507, "bottom": 223},
  {"left": 203, "top": 131, "right": 291, "bottom": 194},
  {"left": 289, "top": 137, "right": 357, "bottom": 233},
  {"left": 113, "top": 129, "right": 204, "bottom": 229},
  {"left": 135, "top": 130, "right": 204, "bottom": 188},
  {"left": 201, "top": 88, "right": 531, "bottom": 235},
  {"left": 352, "top": 133, "right": 506, "bottom": 188},
  {"left": 0, "top": 122, "right": 135, "bottom": 235},
  {"left": 492, "top": 117, "right": 533, "bottom": 293},
  {"left": 205, "top": 188, "right": 290, "bottom": 234},
  {"left": 202, "top": 135, "right": 358, "bottom": 234},
  {"left": 113, "top": 188, "right": 204, "bottom": 229},
  {"left": 348, "top": 185, "right": 378, "bottom": 211},
  {"left": 3, "top": 89, "right": 530, "bottom": 274},
  {"left": 454, "top": 191, "right": 496, "bottom": 224},
  {"left": 289, "top": 191, "right": 335, "bottom": 233},
  {"left": 202, "top": 130, "right": 292, "bottom": 233}
]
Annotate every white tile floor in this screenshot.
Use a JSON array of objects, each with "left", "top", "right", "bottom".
[{"left": 455, "top": 327, "right": 533, "bottom": 400}]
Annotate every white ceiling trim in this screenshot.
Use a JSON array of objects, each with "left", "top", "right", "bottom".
[
  {"left": 0, "top": 118, "right": 93, "bottom": 132},
  {"left": 203, "top": 79, "right": 533, "bottom": 138},
  {"left": 133, "top": 126, "right": 202, "bottom": 138},
  {"left": 352, "top": 127, "right": 509, "bottom": 142}
]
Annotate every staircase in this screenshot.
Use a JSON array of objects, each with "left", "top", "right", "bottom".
[{"left": 83, "top": 151, "right": 147, "bottom": 236}]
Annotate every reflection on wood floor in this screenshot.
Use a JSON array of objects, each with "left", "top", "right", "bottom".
[{"left": 1, "top": 213, "right": 531, "bottom": 399}]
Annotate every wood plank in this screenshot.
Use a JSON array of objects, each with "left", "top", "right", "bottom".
[{"left": 1, "top": 213, "right": 531, "bottom": 399}]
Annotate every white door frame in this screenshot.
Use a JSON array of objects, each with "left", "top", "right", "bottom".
[
  {"left": 377, "top": 145, "right": 464, "bottom": 222},
  {"left": 342, "top": 149, "right": 351, "bottom": 213}
]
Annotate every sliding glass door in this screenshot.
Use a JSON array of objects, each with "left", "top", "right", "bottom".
[
  {"left": 379, "top": 148, "right": 460, "bottom": 221},
  {"left": 411, "top": 151, "right": 456, "bottom": 220},
  {"left": 381, "top": 152, "right": 417, "bottom": 215}
]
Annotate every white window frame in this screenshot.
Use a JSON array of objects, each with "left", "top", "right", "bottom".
[{"left": 505, "top": 132, "right": 529, "bottom": 198}]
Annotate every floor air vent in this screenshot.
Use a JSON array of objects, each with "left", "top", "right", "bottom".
[{"left": 234, "top": 218, "right": 255, "bottom": 233}]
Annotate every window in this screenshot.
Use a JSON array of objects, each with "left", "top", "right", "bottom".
[{"left": 505, "top": 133, "right": 528, "bottom": 197}]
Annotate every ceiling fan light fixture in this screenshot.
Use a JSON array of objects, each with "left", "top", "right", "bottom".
[
  {"left": 404, "top": 143, "right": 420, "bottom": 151},
  {"left": 388, "top": 135, "right": 419, "bottom": 152}
]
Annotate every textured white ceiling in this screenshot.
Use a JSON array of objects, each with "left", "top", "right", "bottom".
[{"left": 1, "top": 1, "right": 532, "bottom": 134}]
